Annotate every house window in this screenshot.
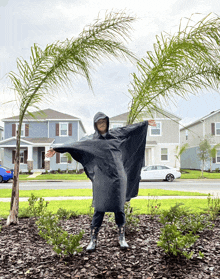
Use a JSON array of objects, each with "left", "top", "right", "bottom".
[
  {"left": 112, "top": 124, "right": 123, "bottom": 128},
  {"left": 60, "top": 123, "right": 68, "bottom": 136},
  {"left": 186, "top": 130, "right": 188, "bottom": 140},
  {"left": 217, "top": 150, "right": 220, "bottom": 163},
  {"left": 151, "top": 122, "right": 161, "bottom": 136},
  {"left": 20, "top": 150, "right": 24, "bottom": 163},
  {"left": 161, "top": 148, "right": 168, "bottom": 161},
  {"left": 216, "top": 123, "right": 220, "bottom": 135},
  {"left": 60, "top": 153, "right": 68, "bottom": 163},
  {"left": 16, "top": 123, "right": 25, "bottom": 137}
]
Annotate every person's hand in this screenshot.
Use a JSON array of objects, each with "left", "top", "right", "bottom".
[
  {"left": 46, "top": 148, "right": 56, "bottom": 158},
  {"left": 148, "top": 119, "right": 156, "bottom": 126}
]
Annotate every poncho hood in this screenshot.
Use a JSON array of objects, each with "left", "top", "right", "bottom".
[{"left": 93, "top": 111, "right": 109, "bottom": 137}]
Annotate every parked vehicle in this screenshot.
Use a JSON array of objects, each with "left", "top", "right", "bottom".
[
  {"left": 140, "top": 165, "right": 181, "bottom": 182},
  {"left": 0, "top": 165, "right": 14, "bottom": 183}
]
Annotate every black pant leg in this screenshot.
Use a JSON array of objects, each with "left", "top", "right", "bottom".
[
  {"left": 114, "top": 211, "right": 125, "bottom": 227},
  {"left": 91, "top": 211, "right": 105, "bottom": 230}
]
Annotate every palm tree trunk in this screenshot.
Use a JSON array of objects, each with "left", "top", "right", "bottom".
[{"left": 6, "top": 128, "right": 21, "bottom": 225}]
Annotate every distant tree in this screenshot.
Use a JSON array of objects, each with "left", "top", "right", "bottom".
[
  {"left": 197, "top": 139, "right": 211, "bottom": 178},
  {"left": 127, "top": 13, "right": 220, "bottom": 124},
  {"left": 174, "top": 143, "right": 189, "bottom": 169},
  {"left": 6, "top": 11, "right": 137, "bottom": 226},
  {"left": 63, "top": 152, "right": 72, "bottom": 173}
]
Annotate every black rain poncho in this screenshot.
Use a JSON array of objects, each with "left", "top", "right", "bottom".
[{"left": 52, "top": 112, "right": 148, "bottom": 212}]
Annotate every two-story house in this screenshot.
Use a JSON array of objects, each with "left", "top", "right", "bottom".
[
  {"left": 180, "top": 109, "right": 220, "bottom": 171},
  {"left": 0, "top": 108, "right": 86, "bottom": 172},
  {"left": 109, "top": 108, "right": 181, "bottom": 168}
]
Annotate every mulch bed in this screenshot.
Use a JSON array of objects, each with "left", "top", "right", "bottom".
[{"left": 0, "top": 214, "right": 219, "bottom": 279}]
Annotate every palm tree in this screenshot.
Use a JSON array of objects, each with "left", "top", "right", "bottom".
[
  {"left": 63, "top": 152, "right": 73, "bottom": 173},
  {"left": 6, "top": 11, "right": 137, "bottom": 225},
  {"left": 127, "top": 13, "right": 220, "bottom": 124},
  {"left": 209, "top": 143, "right": 220, "bottom": 172},
  {"left": 174, "top": 143, "right": 189, "bottom": 169}
]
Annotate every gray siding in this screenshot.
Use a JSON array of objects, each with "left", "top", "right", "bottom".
[
  {"left": 49, "top": 121, "right": 78, "bottom": 144},
  {"left": 180, "top": 147, "right": 201, "bottom": 170},
  {"left": 78, "top": 122, "right": 86, "bottom": 140}
]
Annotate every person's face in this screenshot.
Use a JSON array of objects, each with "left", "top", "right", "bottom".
[{"left": 96, "top": 118, "right": 108, "bottom": 134}]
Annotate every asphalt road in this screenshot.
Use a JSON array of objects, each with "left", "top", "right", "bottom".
[{"left": 1, "top": 179, "right": 220, "bottom": 195}]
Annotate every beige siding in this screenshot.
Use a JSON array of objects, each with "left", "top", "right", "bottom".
[
  {"left": 147, "top": 119, "right": 179, "bottom": 143},
  {"left": 180, "top": 122, "right": 203, "bottom": 147},
  {"left": 147, "top": 144, "right": 180, "bottom": 169},
  {"left": 204, "top": 112, "right": 220, "bottom": 144}
]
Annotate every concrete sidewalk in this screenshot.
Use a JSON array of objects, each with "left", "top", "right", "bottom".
[{"left": 0, "top": 195, "right": 213, "bottom": 202}]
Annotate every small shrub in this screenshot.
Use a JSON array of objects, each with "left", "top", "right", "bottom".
[
  {"left": 215, "top": 168, "right": 220, "bottom": 173},
  {"left": 87, "top": 201, "right": 95, "bottom": 221},
  {"left": 107, "top": 201, "right": 140, "bottom": 232},
  {"left": 146, "top": 194, "right": 161, "bottom": 219},
  {"left": 36, "top": 211, "right": 84, "bottom": 256},
  {"left": 56, "top": 208, "right": 78, "bottom": 220},
  {"left": 26, "top": 193, "right": 49, "bottom": 217},
  {"left": 58, "top": 168, "right": 61, "bottom": 173},
  {"left": 206, "top": 193, "right": 220, "bottom": 221},
  {"left": 157, "top": 203, "right": 214, "bottom": 259}
]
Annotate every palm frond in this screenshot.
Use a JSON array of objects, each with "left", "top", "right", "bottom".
[
  {"left": 8, "top": 11, "right": 137, "bottom": 123},
  {"left": 128, "top": 13, "right": 220, "bottom": 124}
]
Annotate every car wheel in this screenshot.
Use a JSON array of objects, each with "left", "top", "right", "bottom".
[
  {"left": 0, "top": 176, "right": 3, "bottom": 183},
  {"left": 166, "top": 173, "right": 174, "bottom": 182}
]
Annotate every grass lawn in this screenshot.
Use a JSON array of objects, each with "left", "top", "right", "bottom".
[
  {"left": 0, "top": 188, "right": 208, "bottom": 198},
  {"left": 0, "top": 198, "right": 210, "bottom": 219},
  {"left": 180, "top": 169, "right": 220, "bottom": 179}
]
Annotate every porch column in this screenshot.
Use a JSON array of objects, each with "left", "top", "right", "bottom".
[
  {"left": 27, "top": 146, "right": 33, "bottom": 171},
  {"left": 44, "top": 146, "right": 50, "bottom": 171}
]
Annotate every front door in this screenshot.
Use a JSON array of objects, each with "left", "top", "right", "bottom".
[{"left": 42, "top": 151, "right": 45, "bottom": 169}]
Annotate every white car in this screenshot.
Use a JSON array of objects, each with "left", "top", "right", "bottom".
[{"left": 140, "top": 165, "right": 181, "bottom": 182}]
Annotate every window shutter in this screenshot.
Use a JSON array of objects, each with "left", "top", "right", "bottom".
[
  {"left": 25, "top": 124, "right": 29, "bottom": 136},
  {"left": 211, "top": 123, "right": 215, "bottom": 135},
  {"left": 24, "top": 150, "right": 27, "bottom": 164},
  {"left": 69, "top": 123, "right": 72, "bottom": 136},
  {"left": 56, "top": 123, "right": 59, "bottom": 136},
  {"left": 12, "top": 124, "right": 16, "bottom": 137},
  {"left": 12, "top": 150, "right": 15, "bottom": 164},
  {"left": 56, "top": 152, "right": 60, "bottom": 163},
  {"left": 213, "top": 157, "right": 216, "bottom": 163}
]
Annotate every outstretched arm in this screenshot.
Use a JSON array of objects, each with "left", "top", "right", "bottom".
[
  {"left": 46, "top": 148, "right": 56, "bottom": 158},
  {"left": 148, "top": 119, "right": 156, "bottom": 126}
]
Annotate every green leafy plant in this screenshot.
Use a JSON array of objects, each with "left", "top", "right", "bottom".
[
  {"left": 107, "top": 201, "right": 140, "bottom": 232},
  {"left": 157, "top": 203, "right": 214, "bottom": 259},
  {"left": 36, "top": 211, "right": 84, "bottom": 256},
  {"left": 56, "top": 208, "right": 78, "bottom": 220},
  {"left": 146, "top": 194, "right": 161, "bottom": 219},
  {"left": 87, "top": 201, "right": 95, "bottom": 221},
  {"left": 206, "top": 193, "right": 220, "bottom": 221},
  {"left": 25, "top": 193, "right": 49, "bottom": 217}
]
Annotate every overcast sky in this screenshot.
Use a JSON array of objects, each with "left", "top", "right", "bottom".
[{"left": 1, "top": 0, "right": 220, "bottom": 134}]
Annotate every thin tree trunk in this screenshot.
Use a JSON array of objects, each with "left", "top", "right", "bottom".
[{"left": 6, "top": 128, "right": 21, "bottom": 225}]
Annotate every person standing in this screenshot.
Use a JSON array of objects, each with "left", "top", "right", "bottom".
[{"left": 46, "top": 112, "right": 156, "bottom": 252}]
